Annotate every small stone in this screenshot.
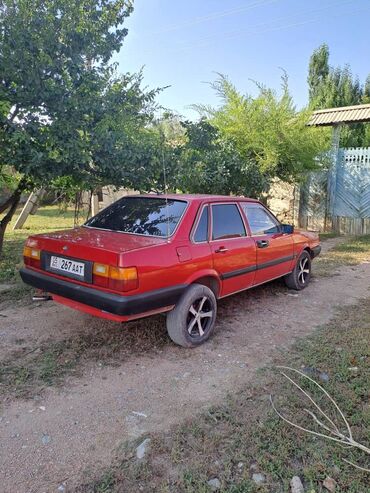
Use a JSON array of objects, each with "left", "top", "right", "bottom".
[
  {"left": 302, "top": 366, "right": 329, "bottom": 382},
  {"left": 39, "top": 406, "right": 46, "bottom": 411},
  {"left": 132, "top": 411, "right": 147, "bottom": 418},
  {"left": 0, "top": 283, "right": 14, "bottom": 293},
  {"left": 290, "top": 476, "right": 304, "bottom": 493},
  {"left": 323, "top": 476, "right": 337, "bottom": 492},
  {"left": 237, "top": 462, "right": 244, "bottom": 469},
  {"left": 57, "top": 484, "right": 66, "bottom": 492},
  {"left": 319, "top": 371, "right": 330, "bottom": 383},
  {"left": 252, "top": 473, "right": 266, "bottom": 484},
  {"left": 41, "top": 433, "right": 51, "bottom": 445},
  {"left": 136, "top": 438, "right": 151, "bottom": 459},
  {"left": 207, "top": 478, "right": 221, "bottom": 491}
]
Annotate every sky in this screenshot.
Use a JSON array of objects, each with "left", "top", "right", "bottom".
[{"left": 114, "top": 0, "right": 370, "bottom": 118}]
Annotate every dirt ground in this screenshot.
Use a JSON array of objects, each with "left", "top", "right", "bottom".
[{"left": 1, "top": 237, "right": 369, "bottom": 493}]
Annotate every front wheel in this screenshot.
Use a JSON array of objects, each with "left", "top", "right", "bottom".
[
  {"left": 166, "top": 284, "right": 217, "bottom": 348},
  {"left": 284, "top": 250, "right": 312, "bottom": 290}
]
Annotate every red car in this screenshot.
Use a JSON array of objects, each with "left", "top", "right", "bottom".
[{"left": 20, "top": 194, "right": 321, "bottom": 347}]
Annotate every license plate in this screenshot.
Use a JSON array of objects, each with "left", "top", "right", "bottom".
[{"left": 50, "top": 256, "right": 85, "bottom": 278}]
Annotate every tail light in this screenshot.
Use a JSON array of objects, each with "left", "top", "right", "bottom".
[
  {"left": 93, "top": 263, "right": 138, "bottom": 292},
  {"left": 23, "top": 246, "right": 41, "bottom": 269}
]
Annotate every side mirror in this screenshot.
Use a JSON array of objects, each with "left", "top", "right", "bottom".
[{"left": 281, "top": 224, "right": 294, "bottom": 234}]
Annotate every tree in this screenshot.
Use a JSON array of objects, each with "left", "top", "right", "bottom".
[
  {"left": 194, "top": 74, "right": 328, "bottom": 193},
  {"left": 308, "top": 43, "right": 330, "bottom": 105},
  {"left": 307, "top": 44, "right": 369, "bottom": 146},
  {"left": 176, "top": 120, "right": 268, "bottom": 197},
  {"left": 364, "top": 75, "right": 370, "bottom": 102},
  {"left": 0, "top": 0, "right": 158, "bottom": 252}
]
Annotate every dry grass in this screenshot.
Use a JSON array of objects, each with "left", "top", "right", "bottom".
[
  {"left": 314, "top": 235, "right": 370, "bottom": 277},
  {"left": 77, "top": 299, "right": 370, "bottom": 493},
  {"left": 0, "top": 314, "right": 170, "bottom": 401}
]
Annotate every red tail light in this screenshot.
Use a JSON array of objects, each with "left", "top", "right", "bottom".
[
  {"left": 23, "top": 246, "right": 41, "bottom": 269},
  {"left": 92, "top": 263, "right": 138, "bottom": 292}
]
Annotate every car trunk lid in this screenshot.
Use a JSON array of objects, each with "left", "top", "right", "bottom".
[{"left": 30, "top": 226, "right": 167, "bottom": 266}]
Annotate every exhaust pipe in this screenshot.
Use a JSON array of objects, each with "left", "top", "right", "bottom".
[{"left": 32, "top": 289, "right": 52, "bottom": 302}]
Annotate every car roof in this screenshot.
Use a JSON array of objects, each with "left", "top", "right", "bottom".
[{"left": 127, "top": 193, "right": 260, "bottom": 203}]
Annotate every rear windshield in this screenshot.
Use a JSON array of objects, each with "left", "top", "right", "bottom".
[{"left": 84, "top": 197, "right": 187, "bottom": 237}]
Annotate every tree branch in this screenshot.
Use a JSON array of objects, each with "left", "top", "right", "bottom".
[{"left": 8, "top": 104, "right": 20, "bottom": 124}]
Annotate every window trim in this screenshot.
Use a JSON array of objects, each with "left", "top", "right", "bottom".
[
  {"left": 83, "top": 196, "right": 189, "bottom": 239},
  {"left": 210, "top": 202, "right": 249, "bottom": 242},
  {"left": 241, "top": 202, "right": 282, "bottom": 237},
  {"left": 190, "top": 204, "right": 210, "bottom": 244}
]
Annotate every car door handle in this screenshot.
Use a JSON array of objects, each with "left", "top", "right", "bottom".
[
  {"left": 215, "top": 246, "right": 229, "bottom": 253},
  {"left": 256, "top": 240, "right": 269, "bottom": 248}
]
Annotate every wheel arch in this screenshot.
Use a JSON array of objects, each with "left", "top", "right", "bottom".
[
  {"left": 296, "top": 243, "right": 313, "bottom": 259},
  {"left": 303, "top": 245, "right": 314, "bottom": 258},
  {"left": 185, "top": 270, "right": 221, "bottom": 298}
]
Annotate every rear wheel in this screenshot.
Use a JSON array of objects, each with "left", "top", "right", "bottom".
[
  {"left": 166, "top": 284, "right": 217, "bottom": 348},
  {"left": 284, "top": 250, "right": 311, "bottom": 290}
]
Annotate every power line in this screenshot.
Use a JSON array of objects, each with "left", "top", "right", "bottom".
[
  {"left": 147, "top": 0, "right": 279, "bottom": 36},
  {"left": 174, "top": 0, "right": 357, "bottom": 53}
]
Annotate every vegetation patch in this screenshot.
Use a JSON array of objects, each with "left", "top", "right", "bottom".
[
  {"left": 0, "top": 207, "right": 75, "bottom": 304},
  {"left": 0, "top": 314, "right": 170, "bottom": 401},
  {"left": 77, "top": 299, "right": 370, "bottom": 493},
  {"left": 314, "top": 235, "right": 370, "bottom": 277}
]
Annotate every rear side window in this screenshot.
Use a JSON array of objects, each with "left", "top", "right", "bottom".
[
  {"left": 212, "top": 204, "right": 246, "bottom": 240},
  {"left": 193, "top": 206, "right": 209, "bottom": 242},
  {"left": 242, "top": 204, "right": 280, "bottom": 235},
  {"left": 85, "top": 197, "right": 187, "bottom": 237}
]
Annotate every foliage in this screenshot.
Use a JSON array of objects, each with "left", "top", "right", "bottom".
[
  {"left": 0, "top": 0, "right": 159, "bottom": 252},
  {"left": 176, "top": 120, "right": 269, "bottom": 197},
  {"left": 308, "top": 44, "right": 370, "bottom": 147},
  {"left": 194, "top": 74, "right": 329, "bottom": 189},
  {"left": 0, "top": 166, "right": 21, "bottom": 192}
]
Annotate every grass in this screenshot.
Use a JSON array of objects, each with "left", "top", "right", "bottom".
[
  {"left": 319, "top": 232, "right": 340, "bottom": 241},
  {"left": 314, "top": 235, "right": 370, "bottom": 277},
  {"left": 78, "top": 299, "right": 370, "bottom": 493},
  {"left": 0, "top": 314, "right": 170, "bottom": 400},
  {"left": 0, "top": 206, "right": 75, "bottom": 301}
]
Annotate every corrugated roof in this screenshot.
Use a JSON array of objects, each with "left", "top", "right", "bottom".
[{"left": 308, "top": 103, "right": 370, "bottom": 126}]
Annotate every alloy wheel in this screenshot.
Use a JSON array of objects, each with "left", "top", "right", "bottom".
[
  {"left": 186, "top": 296, "right": 214, "bottom": 337},
  {"left": 298, "top": 257, "right": 310, "bottom": 284}
]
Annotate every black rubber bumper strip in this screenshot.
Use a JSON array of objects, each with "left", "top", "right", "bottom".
[
  {"left": 19, "top": 267, "right": 187, "bottom": 316},
  {"left": 220, "top": 255, "right": 295, "bottom": 280},
  {"left": 311, "top": 245, "right": 322, "bottom": 258}
]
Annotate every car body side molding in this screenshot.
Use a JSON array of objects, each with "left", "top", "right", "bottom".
[{"left": 220, "top": 254, "right": 295, "bottom": 280}]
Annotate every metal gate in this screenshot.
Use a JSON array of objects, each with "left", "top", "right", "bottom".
[{"left": 300, "top": 147, "right": 370, "bottom": 234}]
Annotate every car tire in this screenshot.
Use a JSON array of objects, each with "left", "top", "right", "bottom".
[
  {"left": 166, "top": 284, "right": 217, "bottom": 348},
  {"left": 284, "top": 250, "right": 312, "bottom": 290}
]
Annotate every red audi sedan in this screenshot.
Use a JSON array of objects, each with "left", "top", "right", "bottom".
[{"left": 20, "top": 194, "right": 321, "bottom": 347}]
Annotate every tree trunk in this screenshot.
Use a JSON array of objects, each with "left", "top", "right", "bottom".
[{"left": 0, "top": 183, "right": 25, "bottom": 255}]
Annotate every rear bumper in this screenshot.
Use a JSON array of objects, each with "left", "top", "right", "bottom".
[
  {"left": 20, "top": 267, "right": 186, "bottom": 317},
  {"left": 311, "top": 245, "right": 322, "bottom": 258}
]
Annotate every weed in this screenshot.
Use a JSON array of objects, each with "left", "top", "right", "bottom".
[{"left": 77, "top": 299, "right": 370, "bottom": 493}]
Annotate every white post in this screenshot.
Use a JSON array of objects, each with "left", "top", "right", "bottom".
[
  {"left": 327, "top": 124, "right": 341, "bottom": 219},
  {"left": 91, "top": 193, "right": 99, "bottom": 217},
  {"left": 12, "top": 189, "right": 45, "bottom": 230}
]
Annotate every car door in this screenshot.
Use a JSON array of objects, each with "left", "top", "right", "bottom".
[
  {"left": 210, "top": 202, "right": 256, "bottom": 297},
  {"left": 240, "top": 202, "right": 294, "bottom": 286}
]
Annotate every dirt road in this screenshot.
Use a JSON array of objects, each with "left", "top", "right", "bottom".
[{"left": 1, "top": 238, "right": 369, "bottom": 493}]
